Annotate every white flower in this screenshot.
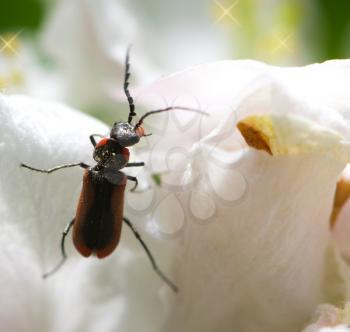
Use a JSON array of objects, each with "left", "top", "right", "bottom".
[
  {"left": 40, "top": 0, "right": 230, "bottom": 113},
  {"left": 0, "top": 33, "right": 62, "bottom": 100},
  {"left": 134, "top": 59, "right": 350, "bottom": 332},
  {"left": 2, "top": 59, "right": 350, "bottom": 332},
  {"left": 320, "top": 327, "right": 350, "bottom": 332}
]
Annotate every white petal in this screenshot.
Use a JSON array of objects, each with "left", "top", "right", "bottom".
[
  {"left": 0, "top": 94, "right": 105, "bottom": 331},
  {"left": 302, "top": 303, "right": 350, "bottom": 332},
  {"left": 320, "top": 327, "right": 350, "bottom": 332},
  {"left": 162, "top": 151, "right": 344, "bottom": 332},
  {"left": 0, "top": 94, "right": 175, "bottom": 332},
  {"left": 132, "top": 60, "right": 350, "bottom": 331},
  {"left": 134, "top": 60, "right": 350, "bottom": 173}
]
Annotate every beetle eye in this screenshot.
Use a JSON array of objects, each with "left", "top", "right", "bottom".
[{"left": 135, "top": 126, "right": 144, "bottom": 137}]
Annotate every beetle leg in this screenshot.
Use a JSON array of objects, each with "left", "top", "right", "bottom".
[
  {"left": 125, "top": 162, "right": 145, "bottom": 168},
  {"left": 127, "top": 175, "right": 138, "bottom": 192},
  {"left": 89, "top": 134, "right": 104, "bottom": 147},
  {"left": 123, "top": 217, "right": 178, "bottom": 293},
  {"left": 42, "top": 218, "right": 75, "bottom": 278},
  {"left": 21, "top": 162, "right": 90, "bottom": 174}
]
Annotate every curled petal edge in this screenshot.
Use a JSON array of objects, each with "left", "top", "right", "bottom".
[
  {"left": 237, "top": 114, "right": 350, "bottom": 229},
  {"left": 237, "top": 114, "right": 350, "bottom": 161}
]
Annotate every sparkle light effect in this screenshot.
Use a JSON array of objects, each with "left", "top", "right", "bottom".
[
  {"left": 0, "top": 31, "right": 21, "bottom": 56},
  {"left": 271, "top": 33, "right": 293, "bottom": 54},
  {"left": 214, "top": 0, "right": 241, "bottom": 26}
]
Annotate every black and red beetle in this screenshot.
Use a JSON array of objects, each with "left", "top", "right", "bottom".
[{"left": 21, "top": 47, "right": 207, "bottom": 292}]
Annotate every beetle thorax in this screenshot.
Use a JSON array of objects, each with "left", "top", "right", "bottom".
[{"left": 93, "top": 138, "right": 130, "bottom": 170}]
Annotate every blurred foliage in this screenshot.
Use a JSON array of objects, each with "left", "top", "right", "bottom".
[
  {"left": 212, "top": 0, "right": 350, "bottom": 64},
  {"left": 0, "top": 0, "right": 44, "bottom": 32},
  {"left": 311, "top": 0, "right": 350, "bottom": 61},
  {"left": 0, "top": 0, "right": 348, "bottom": 123},
  {"left": 152, "top": 174, "right": 162, "bottom": 187},
  {"left": 0, "top": 0, "right": 349, "bottom": 74}
]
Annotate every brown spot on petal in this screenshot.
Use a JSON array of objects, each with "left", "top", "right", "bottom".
[
  {"left": 237, "top": 117, "right": 273, "bottom": 155},
  {"left": 330, "top": 177, "right": 350, "bottom": 227}
]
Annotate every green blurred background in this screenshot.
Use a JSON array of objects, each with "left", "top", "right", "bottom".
[
  {"left": 1, "top": 0, "right": 349, "bottom": 64},
  {"left": 0, "top": 0, "right": 349, "bottom": 125},
  {"left": 0, "top": 0, "right": 43, "bottom": 32}
]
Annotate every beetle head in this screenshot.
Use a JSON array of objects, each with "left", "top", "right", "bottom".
[{"left": 110, "top": 122, "right": 144, "bottom": 147}]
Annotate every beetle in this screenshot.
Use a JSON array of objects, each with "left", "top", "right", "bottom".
[{"left": 20, "top": 46, "right": 207, "bottom": 293}]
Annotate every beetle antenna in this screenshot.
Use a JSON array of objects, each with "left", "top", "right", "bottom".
[
  {"left": 134, "top": 106, "right": 208, "bottom": 130},
  {"left": 124, "top": 45, "right": 136, "bottom": 124}
]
